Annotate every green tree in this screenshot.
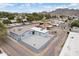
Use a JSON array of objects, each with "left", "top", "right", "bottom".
[
  {"left": 32, "top": 13, "right": 43, "bottom": 21},
  {"left": 8, "top": 15, "right": 14, "bottom": 20},
  {"left": 51, "top": 15, "right": 57, "bottom": 18},
  {"left": 44, "top": 14, "right": 51, "bottom": 19},
  {"left": 71, "top": 20, "right": 79, "bottom": 27},
  {"left": 60, "top": 15, "right": 65, "bottom": 19},
  {"left": 3, "top": 20, "right": 12, "bottom": 24},
  {"left": 0, "top": 22, "right": 7, "bottom": 45},
  {"left": 27, "top": 15, "right": 34, "bottom": 22},
  {"left": 16, "top": 18, "right": 22, "bottom": 23}
]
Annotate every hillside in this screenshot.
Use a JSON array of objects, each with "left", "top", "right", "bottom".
[{"left": 50, "top": 8, "right": 79, "bottom": 17}]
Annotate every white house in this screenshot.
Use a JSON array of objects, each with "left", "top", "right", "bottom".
[
  {"left": 69, "top": 16, "right": 79, "bottom": 20},
  {"left": 60, "top": 32, "right": 79, "bottom": 56},
  {"left": 22, "top": 19, "right": 27, "bottom": 22},
  {"left": 8, "top": 26, "right": 54, "bottom": 50},
  {"left": 9, "top": 26, "right": 50, "bottom": 41},
  {"left": 71, "top": 27, "right": 79, "bottom": 32},
  {"left": 53, "top": 20, "right": 64, "bottom": 27},
  {"left": 10, "top": 20, "right": 16, "bottom": 23},
  {"left": 1, "top": 17, "right": 8, "bottom": 20}
]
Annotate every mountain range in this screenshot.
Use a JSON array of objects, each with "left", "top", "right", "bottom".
[{"left": 41, "top": 8, "right": 79, "bottom": 17}]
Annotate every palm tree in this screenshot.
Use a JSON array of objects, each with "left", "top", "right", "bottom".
[{"left": 0, "top": 22, "right": 7, "bottom": 46}]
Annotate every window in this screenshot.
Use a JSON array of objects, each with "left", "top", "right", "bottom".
[
  {"left": 32, "top": 31, "right": 35, "bottom": 35},
  {"left": 22, "top": 34, "right": 25, "bottom": 37}
]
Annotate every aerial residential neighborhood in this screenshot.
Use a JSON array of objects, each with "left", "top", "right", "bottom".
[{"left": 0, "top": 3, "right": 79, "bottom": 56}]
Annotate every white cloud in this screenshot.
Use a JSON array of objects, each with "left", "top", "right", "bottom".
[
  {"left": 17, "top": 3, "right": 32, "bottom": 10},
  {"left": 20, "top": 3, "right": 31, "bottom": 7},
  {"left": 41, "top": 5, "right": 67, "bottom": 12},
  {"left": 0, "top": 3, "right": 79, "bottom": 13},
  {"left": 54, "top": 6, "right": 66, "bottom": 9},
  {"left": 0, "top": 3, "right": 14, "bottom": 9},
  {"left": 65, "top": 3, "right": 79, "bottom": 9},
  {"left": 0, "top": 3, "right": 14, "bottom": 7},
  {"left": 69, "top": 3, "right": 78, "bottom": 6}
]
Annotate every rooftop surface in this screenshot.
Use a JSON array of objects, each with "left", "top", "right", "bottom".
[
  {"left": 71, "top": 27, "right": 79, "bottom": 32},
  {"left": 60, "top": 32, "right": 79, "bottom": 56},
  {"left": 21, "top": 35, "right": 54, "bottom": 50},
  {"left": 9, "top": 26, "right": 49, "bottom": 35},
  {"left": 9, "top": 25, "right": 33, "bottom": 35},
  {"left": 31, "top": 27, "right": 48, "bottom": 33}
]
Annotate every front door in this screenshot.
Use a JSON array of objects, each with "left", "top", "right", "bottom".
[{"left": 32, "top": 31, "right": 35, "bottom": 35}]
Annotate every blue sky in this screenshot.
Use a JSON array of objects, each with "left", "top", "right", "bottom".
[{"left": 0, "top": 3, "right": 79, "bottom": 13}]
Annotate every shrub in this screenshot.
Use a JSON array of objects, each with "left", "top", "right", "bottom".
[{"left": 71, "top": 20, "right": 79, "bottom": 27}]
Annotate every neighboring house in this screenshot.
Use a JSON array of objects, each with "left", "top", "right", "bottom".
[
  {"left": 71, "top": 27, "right": 79, "bottom": 32},
  {"left": 60, "top": 32, "right": 79, "bottom": 56},
  {"left": 0, "top": 17, "right": 8, "bottom": 23},
  {"left": 69, "top": 16, "right": 79, "bottom": 20},
  {"left": 8, "top": 16, "right": 28, "bottom": 26},
  {"left": 42, "top": 16, "right": 46, "bottom": 20},
  {"left": 0, "top": 20, "right": 3, "bottom": 23},
  {"left": 14, "top": 17, "right": 17, "bottom": 20},
  {"left": 1, "top": 17, "right": 8, "bottom": 20},
  {"left": 10, "top": 20, "right": 16, "bottom": 23},
  {"left": 14, "top": 16, "right": 27, "bottom": 22},
  {"left": 22, "top": 19, "right": 27, "bottom": 22},
  {"left": 39, "top": 22, "right": 52, "bottom": 30},
  {"left": 53, "top": 20, "right": 64, "bottom": 27}
]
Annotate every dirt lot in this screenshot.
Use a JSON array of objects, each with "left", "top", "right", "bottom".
[{"left": 0, "top": 24, "right": 69, "bottom": 56}]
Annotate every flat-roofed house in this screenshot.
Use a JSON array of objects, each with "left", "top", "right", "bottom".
[
  {"left": 1, "top": 17, "right": 8, "bottom": 20},
  {"left": 10, "top": 20, "right": 16, "bottom": 23},
  {"left": 60, "top": 32, "right": 79, "bottom": 56},
  {"left": 71, "top": 27, "right": 79, "bottom": 32},
  {"left": 9, "top": 26, "right": 50, "bottom": 41},
  {"left": 22, "top": 19, "right": 27, "bottom": 22},
  {"left": 31, "top": 27, "right": 49, "bottom": 37},
  {"left": 53, "top": 20, "right": 64, "bottom": 27},
  {"left": 8, "top": 26, "right": 54, "bottom": 50}
]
